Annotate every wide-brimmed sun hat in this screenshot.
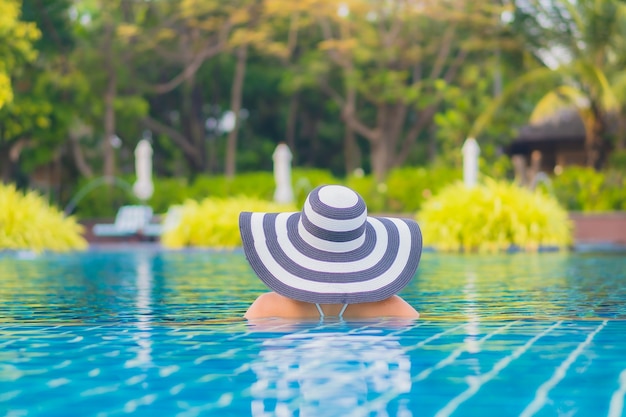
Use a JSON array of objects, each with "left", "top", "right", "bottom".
[{"left": 239, "top": 184, "right": 423, "bottom": 304}]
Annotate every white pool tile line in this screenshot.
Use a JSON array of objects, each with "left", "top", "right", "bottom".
[
  {"left": 415, "top": 321, "right": 520, "bottom": 381},
  {"left": 607, "top": 368, "right": 626, "bottom": 417},
  {"left": 434, "top": 321, "right": 563, "bottom": 417},
  {"left": 520, "top": 320, "right": 608, "bottom": 417}
]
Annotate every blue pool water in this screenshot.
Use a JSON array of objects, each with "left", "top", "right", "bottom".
[{"left": 1, "top": 247, "right": 625, "bottom": 416}]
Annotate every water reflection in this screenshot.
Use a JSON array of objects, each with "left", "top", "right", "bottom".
[
  {"left": 125, "top": 252, "right": 154, "bottom": 369},
  {"left": 249, "top": 330, "right": 412, "bottom": 416},
  {"left": 0, "top": 251, "right": 625, "bottom": 323},
  {"left": 463, "top": 272, "right": 480, "bottom": 354},
  {"left": 410, "top": 253, "right": 578, "bottom": 320}
]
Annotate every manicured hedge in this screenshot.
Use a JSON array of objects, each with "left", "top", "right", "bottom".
[
  {"left": 417, "top": 179, "right": 572, "bottom": 252},
  {"left": 1, "top": 183, "right": 87, "bottom": 252}
]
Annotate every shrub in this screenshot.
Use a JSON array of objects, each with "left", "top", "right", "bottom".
[
  {"left": 550, "top": 167, "right": 626, "bottom": 211},
  {"left": 292, "top": 168, "right": 341, "bottom": 207},
  {"left": 69, "top": 175, "right": 140, "bottom": 218},
  {"left": 608, "top": 150, "right": 626, "bottom": 171},
  {"left": 189, "top": 172, "right": 275, "bottom": 201},
  {"left": 344, "top": 175, "right": 386, "bottom": 213},
  {"left": 0, "top": 183, "right": 87, "bottom": 252},
  {"left": 188, "top": 170, "right": 340, "bottom": 207},
  {"left": 148, "top": 177, "right": 190, "bottom": 214},
  {"left": 417, "top": 179, "right": 572, "bottom": 253},
  {"left": 385, "top": 166, "right": 462, "bottom": 213},
  {"left": 161, "top": 196, "right": 297, "bottom": 249}
]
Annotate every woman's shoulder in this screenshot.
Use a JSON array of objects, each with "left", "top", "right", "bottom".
[
  {"left": 244, "top": 292, "right": 419, "bottom": 320},
  {"left": 349, "top": 296, "right": 420, "bottom": 319},
  {"left": 244, "top": 292, "right": 317, "bottom": 319}
]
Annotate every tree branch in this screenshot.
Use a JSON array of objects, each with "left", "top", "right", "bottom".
[
  {"left": 318, "top": 77, "right": 345, "bottom": 107},
  {"left": 141, "top": 116, "right": 201, "bottom": 165},
  {"left": 388, "top": 102, "right": 408, "bottom": 151},
  {"left": 395, "top": 46, "right": 469, "bottom": 165},
  {"left": 151, "top": 21, "right": 232, "bottom": 94},
  {"left": 317, "top": 17, "right": 349, "bottom": 67},
  {"left": 69, "top": 129, "right": 94, "bottom": 178},
  {"left": 429, "top": 25, "right": 456, "bottom": 80},
  {"left": 342, "top": 106, "right": 378, "bottom": 142},
  {"left": 319, "top": 76, "right": 377, "bottom": 142}
]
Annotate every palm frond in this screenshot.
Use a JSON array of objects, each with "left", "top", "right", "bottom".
[
  {"left": 610, "top": 71, "right": 626, "bottom": 103},
  {"left": 529, "top": 85, "right": 587, "bottom": 124},
  {"left": 470, "top": 66, "right": 558, "bottom": 137}
]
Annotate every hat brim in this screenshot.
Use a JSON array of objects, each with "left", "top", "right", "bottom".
[{"left": 239, "top": 211, "right": 422, "bottom": 304}]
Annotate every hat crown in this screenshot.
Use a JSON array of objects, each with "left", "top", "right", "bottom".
[{"left": 300, "top": 185, "right": 367, "bottom": 251}]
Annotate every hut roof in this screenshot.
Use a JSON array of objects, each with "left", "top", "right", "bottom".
[{"left": 515, "top": 110, "right": 585, "bottom": 143}]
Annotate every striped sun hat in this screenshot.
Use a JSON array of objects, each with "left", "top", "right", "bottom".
[{"left": 239, "top": 184, "right": 423, "bottom": 304}]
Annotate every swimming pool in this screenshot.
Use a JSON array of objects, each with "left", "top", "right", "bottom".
[{"left": 1, "top": 247, "right": 625, "bottom": 416}]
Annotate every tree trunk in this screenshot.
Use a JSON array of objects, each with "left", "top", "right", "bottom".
[
  {"left": 190, "top": 82, "right": 206, "bottom": 173},
  {"left": 370, "top": 135, "right": 387, "bottom": 183},
  {"left": 285, "top": 93, "right": 299, "bottom": 157},
  {"left": 69, "top": 134, "right": 94, "bottom": 178},
  {"left": 180, "top": 78, "right": 206, "bottom": 174},
  {"left": 103, "top": 21, "right": 116, "bottom": 179},
  {"left": 142, "top": 116, "right": 202, "bottom": 172},
  {"left": 0, "top": 148, "right": 13, "bottom": 184},
  {"left": 225, "top": 45, "right": 248, "bottom": 178},
  {"left": 585, "top": 109, "right": 606, "bottom": 170},
  {"left": 103, "top": 70, "right": 117, "bottom": 178},
  {"left": 617, "top": 109, "right": 626, "bottom": 151},
  {"left": 344, "top": 125, "right": 361, "bottom": 175}
]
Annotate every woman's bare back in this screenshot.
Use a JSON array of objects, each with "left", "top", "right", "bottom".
[{"left": 244, "top": 292, "right": 419, "bottom": 320}]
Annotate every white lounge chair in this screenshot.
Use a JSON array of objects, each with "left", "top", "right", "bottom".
[
  {"left": 93, "top": 205, "right": 154, "bottom": 237},
  {"left": 143, "top": 205, "right": 183, "bottom": 238}
]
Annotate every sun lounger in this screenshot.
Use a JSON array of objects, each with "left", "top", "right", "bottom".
[
  {"left": 92, "top": 205, "right": 154, "bottom": 237},
  {"left": 143, "top": 205, "right": 183, "bottom": 237}
]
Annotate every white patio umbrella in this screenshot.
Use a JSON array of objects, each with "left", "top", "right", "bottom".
[
  {"left": 272, "top": 143, "right": 294, "bottom": 204},
  {"left": 133, "top": 139, "right": 154, "bottom": 202},
  {"left": 462, "top": 137, "right": 480, "bottom": 188}
]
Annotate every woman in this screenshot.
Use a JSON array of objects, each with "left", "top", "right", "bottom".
[{"left": 239, "top": 184, "right": 423, "bottom": 319}]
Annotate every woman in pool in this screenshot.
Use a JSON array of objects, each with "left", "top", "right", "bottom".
[{"left": 239, "top": 184, "right": 423, "bottom": 320}]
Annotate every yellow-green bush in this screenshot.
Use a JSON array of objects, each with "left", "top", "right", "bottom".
[
  {"left": 161, "top": 196, "right": 297, "bottom": 249},
  {"left": 417, "top": 179, "right": 572, "bottom": 253},
  {"left": 0, "top": 183, "right": 87, "bottom": 252}
]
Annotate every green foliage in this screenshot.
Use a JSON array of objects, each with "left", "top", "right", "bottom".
[
  {"left": 161, "top": 196, "right": 296, "bottom": 249},
  {"left": 71, "top": 176, "right": 140, "bottom": 218},
  {"left": 608, "top": 150, "right": 626, "bottom": 171},
  {"left": 496, "top": 0, "right": 626, "bottom": 169},
  {"left": 147, "top": 177, "right": 190, "bottom": 215},
  {"left": 479, "top": 151, "right": 513, "bottom": 180},
  {"left": 1, "top": 0, "right": 86, "bottom": 183},
  {"left": 0, "top": 183, "right": 87, "bottom": 252},
  {"left": 189, "top": 172, "right": 275, "bottom": 201},
  {"left": 551, "top": 167, "right": 626, "bottom": 211},
  {"left": 344, "top": 174, "right": 385, "bottom": 213},
  {"left": 344, "top": 168, "right": 459, "bottom": 215},
  {"left": 417, "top": 179, "right": 572, "bottom": 253},
  {"left": 70, "top": 169, "right": 341, "bottom": 218},
  {"left": 68, "top": 165, "right": 626, "bottom": 223},
  {"left": 385, "top": 166, "right": 462, "bottom": 213},
  {"left": 188, "top": 168, "right": 340, "bottom": 209},
  {"left": 292, "top": 168, "right": 341, "bottom": 207},
  {"left": 0, "top": 0, "right": 40, "bottom": 109}
]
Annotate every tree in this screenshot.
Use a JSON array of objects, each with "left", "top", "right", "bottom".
[
  {"left": 120, "top": 0, "right": 240, "bottom": 175},
  {"left": 276, "top": 0, "right": 509, "bottom": 181},
  {"left": 475, "top": 0, "right": 626, "bottom": 170},
  {"left": 0, "top": 0, "right": 40, "bottom": 182},
  {"left": 64, "top": 0, "right": 152, "bottom": 180},
  {"left": 0, "top": 0, "right": 39, "bottom": 109}
]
